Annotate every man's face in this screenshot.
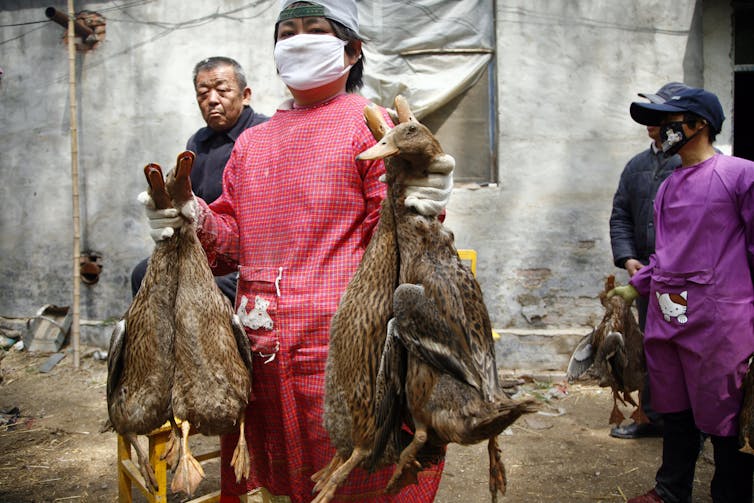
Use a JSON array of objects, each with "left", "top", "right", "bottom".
[
  {"left": 195, "top": 65, "right": 251, "bottom": 132},
  {"left": 646, "top": 126, "right": 661, "bottom": 143}
]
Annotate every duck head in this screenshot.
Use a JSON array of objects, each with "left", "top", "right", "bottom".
[{"left": 357, "top": 95, "right": 448, "bottom": 179}]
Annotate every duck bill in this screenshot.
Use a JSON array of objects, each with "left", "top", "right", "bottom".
[{"left": 357, "top": 135, "right": 399, "bottom": 160}]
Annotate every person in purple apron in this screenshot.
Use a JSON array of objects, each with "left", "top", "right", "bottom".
[{"left": 609, "top": 87, "right": 754, "bottom": 503}]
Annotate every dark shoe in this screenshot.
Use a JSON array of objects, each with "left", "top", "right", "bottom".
[
  {"left": 610, "top": 421, "right": 663, "bottom": 439},
  {"left": 627, "top": 488, "right": 664, "bottom": 503}
]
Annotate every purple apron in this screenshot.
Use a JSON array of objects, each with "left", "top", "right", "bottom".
[{"left": 631, "top": 154, "right": 754, "bottom": 436}]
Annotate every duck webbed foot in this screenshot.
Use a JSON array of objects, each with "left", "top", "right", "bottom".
[
  {"left": 741, "top": 436, "right": 754, "bottom": 454},
  {"left": 630, "top": 389, "right": 650, "bottom": 424},
  {"left": 609, "top": 394, "right": 626, "bottom": 426},
  {"left": 231, "top": 416, "right": 250, "bottom": 483},
  {"left": 160, "top": 418, "right": 181, "bottom": 471},
  {"left": 385, "top": 424, "right": 428, "bottom": 494},
  {"left": 170, "top": 420, "right": 205, "bottom": 497},
  {"left": 311, "top": 448, "right": 369, "bottom": 503},
  {"left": 311, "top": 454, "right": 343, "bottom": 490},
  {"left": 125, "top": 433, "right": 159, "bottom": 493},
  {"left": 386, "top": 459, "right": 422, "bottom": 494},
  {"left": 630, "top": 407, "right": 650, "bottom": 424},
  {"left": 488, "top": 436, "right": 506, "bottom": 502}
]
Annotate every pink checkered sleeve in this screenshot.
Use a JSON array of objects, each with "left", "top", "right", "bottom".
[{"left": 195, "top": 149, "right": 242, "bottom": 276}]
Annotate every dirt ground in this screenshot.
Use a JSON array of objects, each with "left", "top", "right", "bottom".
[{"left": 0, "top": 347, "right": 717, "bottom": 503}]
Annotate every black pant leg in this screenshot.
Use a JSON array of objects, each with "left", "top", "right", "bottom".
[
  {"left": 636, "top": 295, "right": 649, "bottom": 332},
  {"left": 710, "top": 434, "right": 754, "bottom": 503},
  {"left": 655, "top": 409, "right": 701, "bottom": 503}
]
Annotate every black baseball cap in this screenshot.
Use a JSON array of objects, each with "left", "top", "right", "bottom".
[{"left": 630, "top": 87, "right": 725, "bottom": 134}]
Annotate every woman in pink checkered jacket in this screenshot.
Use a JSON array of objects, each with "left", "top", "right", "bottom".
[{"left": 145, "top": 2, "right": 453, "bottom": 502}]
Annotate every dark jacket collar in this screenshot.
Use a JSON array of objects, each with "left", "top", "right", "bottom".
[{"left": 193, "top": 106, "right": 255, "bottom": 145}]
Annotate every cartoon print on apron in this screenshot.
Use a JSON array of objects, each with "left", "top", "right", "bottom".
[
  {"left": 236, "top": 265, "right": 284, "bottom": 363},
  {"left": 656, "top": 290, "right": 688, "bottom": 323}
]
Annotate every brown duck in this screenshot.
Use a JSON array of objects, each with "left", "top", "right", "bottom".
[
  {"left": 165, "top": 151, "right": 254, "bottom": 496},
  {"left": 312, "top": 97, "right": 536, "bottom": 503},
  {"left": 106, "top": 163, "right": 178, "bottom": 492},
  {"left": 567, "top": 275, "right": 648, "bottom": 427}
]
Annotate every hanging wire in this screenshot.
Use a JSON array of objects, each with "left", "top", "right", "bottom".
[
  {"left": 97, "top": 0, "right": 158, "bottom": 13},
  {"left": 0, "top": 24, "right": 47, "bottom": 46},
  {"left": 0, "top": 0, "right": 272, "bottom": 46},
  {"left": 103, "top": 0, "right": 274, "bottom": 31},
  {"left": 0, "top": 20, "right": 49, "bottom": 27}
]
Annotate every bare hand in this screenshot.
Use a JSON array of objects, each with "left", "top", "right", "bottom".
[{"left": 624, "top": 259, "right": 644, "bottom": 277}]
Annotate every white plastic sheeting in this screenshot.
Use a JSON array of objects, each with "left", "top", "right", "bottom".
[{"left": 358, "top": 0, "right": 495, "bottom": 119}]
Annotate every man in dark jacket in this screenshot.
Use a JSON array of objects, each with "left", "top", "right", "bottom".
[
  {"left": 608, "top": 82, "right": 688, "bottom": 438},
  {"left": 131, "top": 56, "right": 269, "bottom": 301}
]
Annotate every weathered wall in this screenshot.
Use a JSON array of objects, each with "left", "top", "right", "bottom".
[
  {"left": 447, "top": 0, "right": 732, "bottom": 370},
  {"left": 0, "top": 1, "right": 734, "bottom": 369},
  {"left": 0, "top": 0, "right": 288, "bottom": 343}
]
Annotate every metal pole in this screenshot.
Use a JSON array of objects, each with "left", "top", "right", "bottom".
[{"left": 67, "top": 0, "right": 81, "bottom": 369}]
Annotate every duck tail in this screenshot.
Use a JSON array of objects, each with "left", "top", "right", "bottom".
[
  {"left": 100, "top": 417, "right": 114, "bottom": 434},
  {"left": 467, "top": 397, "right": 538, "bottom": 441}
]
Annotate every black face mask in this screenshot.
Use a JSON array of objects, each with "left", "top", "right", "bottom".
[{"left": 660, "top": 121, "right": 706, "bottom": 157}]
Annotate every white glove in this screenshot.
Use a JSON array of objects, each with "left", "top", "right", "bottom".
[
  {"left": 404, "top": 154, "right": 454, "bottom": 217},
  {"left": 138, "top": 191, "right": 183, "bottom": 243}
]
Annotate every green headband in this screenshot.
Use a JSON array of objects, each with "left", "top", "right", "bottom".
[{"left": 277, "top": 5, "right": 326, "bottom": 22}]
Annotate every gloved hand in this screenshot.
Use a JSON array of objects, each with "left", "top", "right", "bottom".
[
  {"left": 404, "top": 153, "right": 454, "bottom": 217},
  {"left": 607, "top": 284, "right": 639, "bottom": 304},
  {"left": 138, "top": 191, "right": 184, "bottom": 243}
]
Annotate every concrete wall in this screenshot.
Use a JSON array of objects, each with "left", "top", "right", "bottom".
[
  {"left": 448, "top": 0, "right": 734, "bottom": 370},
  {"left": 0, "top": 0, "right": 287, "bottom": 343},
  {"left": 0, "top": 1, "right": 735, "bottom": 369}
]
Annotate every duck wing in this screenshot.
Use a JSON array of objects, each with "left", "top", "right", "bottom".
[
  {"left": 392, "top": 282, "right": 484, "bottom": 396},
  {"left": 445, "top": 260, "right": 499, "bottom": 397},
  {"left": 106, "top": 319, "right": 126, "bottom": 401},
  {"left": 623, "top": 315, "right": 647, "bottom": 391},
  {"left": 601, "top": 331, "right": 627, "bottom": 388},
  {"left": 566, "top": 328, "right": 596, "bottom": 381},
  {"left": 369, "top": 318, "right": 408, "bottom": 469}
]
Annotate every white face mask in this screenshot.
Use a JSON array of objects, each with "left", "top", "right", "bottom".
[{"left": 274, "top": 33, "right": 352, "bottom": 91}]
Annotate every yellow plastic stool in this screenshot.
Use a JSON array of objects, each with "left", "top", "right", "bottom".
[
  {"left": 117, "top": 421, "right": 221, "bottom": 503},
  {"left": 457, "top": 249, "right": 477, "bottom": 275}
]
